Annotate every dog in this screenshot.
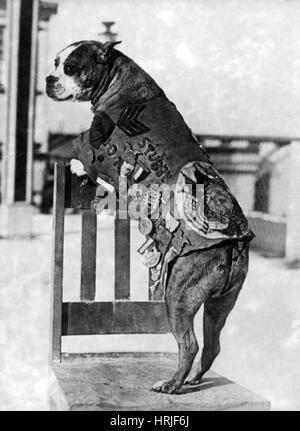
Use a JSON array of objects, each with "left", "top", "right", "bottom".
[{"left": 46, "top": 40, "right": 254, "bottom": 394}]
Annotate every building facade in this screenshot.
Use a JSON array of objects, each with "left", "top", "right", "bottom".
[{"left": 0, "top": 0, "right": 57, "bottom": 204}]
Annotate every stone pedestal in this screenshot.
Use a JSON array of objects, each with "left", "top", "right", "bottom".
[{"left": 48, "top": 353, "right": 270, "bottom": 411}]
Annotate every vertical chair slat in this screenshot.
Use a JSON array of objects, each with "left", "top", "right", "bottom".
[
  {"left": 80, "top": 210, "right": 97, "bottom": 301},
  {"left": 50, "top": 161, "right": 65, "bottom": 362},
  {"left": 149, "top": 270, "right": 154, "bottom": 301},
  {"left": 114, "top": 216, "right": 131, "bottom": 300}
]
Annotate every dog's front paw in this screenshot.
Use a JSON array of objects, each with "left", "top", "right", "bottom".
[
  {"left": 151, "top": 380, "right": 182, "bottom": 394},
  {"left": 70, "top": 159, "right": 87, "bottom": 177}
]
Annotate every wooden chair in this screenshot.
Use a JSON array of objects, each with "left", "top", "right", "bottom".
[
  {"left": 50, "top": 161, "right": 169, "bottom": 363},
  {"left": 48, "top": 161, "right": 270, "bottom": 411}
]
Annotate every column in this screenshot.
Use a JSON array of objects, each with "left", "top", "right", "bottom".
[{"left": 0, "top": 0, "right": 39, "bottom": 237}]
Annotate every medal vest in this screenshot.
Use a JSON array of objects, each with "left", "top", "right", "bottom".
[
  {"left": 71, "top": 96, "right": 254, "bottom": 299},
  {"left": 72, "top": 96, "right": 210, "bottom": 188}
]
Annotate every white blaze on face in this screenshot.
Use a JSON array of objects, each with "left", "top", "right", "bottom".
[{"left": 50, "top": 44, "right": 83, "bottom": 100}]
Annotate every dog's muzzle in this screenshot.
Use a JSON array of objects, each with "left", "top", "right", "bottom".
[{"left": 45, "top": 75, "right": 59, "bottom": 97}]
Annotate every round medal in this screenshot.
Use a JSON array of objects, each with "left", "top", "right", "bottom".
[{"left": 138, "top": 218, "right": 153, "bottom": 236}]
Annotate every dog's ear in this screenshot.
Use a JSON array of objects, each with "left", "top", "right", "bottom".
[{"left": 95, "top": 41, "right": 122, "bottom": 64}]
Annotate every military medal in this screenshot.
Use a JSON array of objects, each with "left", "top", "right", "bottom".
[
  {"left": 142, "top": 247, "right": 161, "bottom": 269},
  {"left": 91, "top": 196, "right": 105, "bottom": 214},
  {"left": 138, "top": 218, "right": 153, "bottom": 236}
]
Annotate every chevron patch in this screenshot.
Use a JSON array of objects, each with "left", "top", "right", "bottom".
[{"left": 117, "top": 105, "right": 150, "bottom": 137}]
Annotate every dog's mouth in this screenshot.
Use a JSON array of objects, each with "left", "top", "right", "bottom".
[{"left": 46, "top": 85, "right": 74, "bottom": 101}]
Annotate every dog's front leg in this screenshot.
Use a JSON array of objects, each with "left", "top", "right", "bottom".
[
  {"left": 152, "top": 325, "right": 199, "bottom": 394},
  {"left": 70, "top": 158, "right": 87, "bottom": 176}
]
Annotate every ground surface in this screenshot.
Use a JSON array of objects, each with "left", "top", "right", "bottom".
[{"left": 1, "top": 214, "right": 300, "bottom": 410}]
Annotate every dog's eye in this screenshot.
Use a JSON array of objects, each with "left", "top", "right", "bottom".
[{"left": 64, "top": 64, "right": 77, "bottom": 75}]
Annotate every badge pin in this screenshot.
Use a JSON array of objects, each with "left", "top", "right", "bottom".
[
  {"left": 107, "top": 144, "right": 117, "bottom": 156},
  {"left": 86, "top": 148, "right": 95, "bottom": 164}
]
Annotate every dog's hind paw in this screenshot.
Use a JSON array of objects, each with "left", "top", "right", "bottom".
[
  {"left": 184, "top": 378, "right": 202, "bottom": 386},
  {"left": 151, "top": 380, "right": 182, "bottom": 394}
]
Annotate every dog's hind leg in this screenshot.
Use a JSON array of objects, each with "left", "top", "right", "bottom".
[
  {"left": 185, "top": 286, "right": 241, "bottom": 385},
  {"left": 185, "top": 246, "right": 249, "bottom": 385},
  {"left": 152, "top": 254, "right": 203, "bottom": 394}
]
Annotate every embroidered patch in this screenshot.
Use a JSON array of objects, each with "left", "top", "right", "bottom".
[{"left": 205, "top": 184, "right": 233, "bottom": 216}]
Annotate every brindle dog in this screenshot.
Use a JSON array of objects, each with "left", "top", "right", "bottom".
[{"left": 46, "top": 40, "right": 251, "bottom": 394}]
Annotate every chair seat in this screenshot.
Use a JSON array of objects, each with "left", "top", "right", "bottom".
[{"left": 49, "top": 353, "right": 270, "bottom": 411}]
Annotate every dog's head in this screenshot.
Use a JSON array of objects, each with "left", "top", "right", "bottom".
[{"left": 46, "top": 40, "right": 121, "bottom": 102}]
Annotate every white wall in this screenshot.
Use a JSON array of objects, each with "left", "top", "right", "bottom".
[
  {"left": 45, "top": 0, "right": 300, "bottom": 138},
  {"left": 222, "top": 172, "right": 255, "bottom": 213},
  {"left": 269, "top": 146, "right": 290, "bottom": 217}
]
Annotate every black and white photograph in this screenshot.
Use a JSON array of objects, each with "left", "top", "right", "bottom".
[{"left": 0, "top": 0, "right": 300, "bottom": 413}]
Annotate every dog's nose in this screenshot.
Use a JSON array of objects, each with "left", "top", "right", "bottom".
[{"left": 46, "top": 75, "right": 58, "bottom": 85}]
